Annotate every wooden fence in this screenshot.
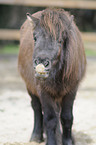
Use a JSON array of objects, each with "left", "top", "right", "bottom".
[
  {"left": 0, "top": 29, "right": 96, "bottom": 42},
  {"left": 0, "top": 0, "right": 96, "bottom": 9},
  {"left": 0, "top": 0, "right": 96, "bottom": 42}
]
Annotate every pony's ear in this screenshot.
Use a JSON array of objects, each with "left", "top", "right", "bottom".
[
  {"left": 68, "top": 15, "right": 74, "bottom": 29},
  {"left": 26, "top": 13, "right": 39, "bottom": 27},
  {"left": 70, "top": 15, "right": 74, "bottom": 24}
]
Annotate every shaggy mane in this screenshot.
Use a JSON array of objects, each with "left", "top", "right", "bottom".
[{"left": 40, "top": 8, "right": 71, "bottom": 40}]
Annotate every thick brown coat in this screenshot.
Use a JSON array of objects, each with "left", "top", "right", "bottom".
[
  {"left": 18, "top": 9, "right": 86, "bottom": 100},
  {"left": 18, "top": 9, "right": 86, "bottom": 145}
]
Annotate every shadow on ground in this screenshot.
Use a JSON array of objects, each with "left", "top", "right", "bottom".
[{"left": 2, "top": 131, "right": 93, "bottom": 145}]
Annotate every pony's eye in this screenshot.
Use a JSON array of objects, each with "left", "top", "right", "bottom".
[
  {"left": 58, "top": 40, "right": 63, "bottom": 44},
  {"left": 34, "top": 36, "right": 37, "bottom": 42},
  {"left": 33, "top": 33, "right": 37, "bottom": 42},
  {"left": 58, "top": 40, "right": 62, "bottom": 44}
]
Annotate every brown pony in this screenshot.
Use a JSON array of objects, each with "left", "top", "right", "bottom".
[{"left": 18, "top": 8, "right": 86, "bottom": 145}]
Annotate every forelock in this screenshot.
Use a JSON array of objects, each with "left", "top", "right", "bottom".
[{"left": 40, "top": 8, "right": 71, "bottom": 41}]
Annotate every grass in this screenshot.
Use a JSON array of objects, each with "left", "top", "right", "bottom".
[
  {"left": 0, "top": 44, "right": 19, "bottom": 54},
  {"left": 0, "top": 42, "right": 96, "bottom": 57},
  {"left": 85, "top": 49, "right": 96, "bottom": 57},
  {"left": 84, "top": 41, "right": 96, "bottom": 57}
]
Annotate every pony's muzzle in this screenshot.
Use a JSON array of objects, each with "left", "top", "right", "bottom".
[{"left": 35, "top": 64, "right": 49, "bottom": 79}]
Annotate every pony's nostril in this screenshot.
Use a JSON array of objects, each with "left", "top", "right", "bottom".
[
  {"left": 34, "top": 58, "right": 40, "bottom": 65},
  {"left": 44, "top": 60, "right": 50, "bottom": 67},
  {"left": 34, "top": 58, "right": 50, "bottom": 68}
]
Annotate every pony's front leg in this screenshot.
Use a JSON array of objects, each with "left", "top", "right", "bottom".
[
  {"left": 40, "top": 92, "right": 57, "bottom": 145},
  {"left": 60, "top": 90, "right": 76, "bottom": 145},
  {"left": 28, "top": 90, "right": 43, "bottom": 143}
]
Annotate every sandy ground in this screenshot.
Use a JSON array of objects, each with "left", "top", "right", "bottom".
[{"left": 0, "top": 54, "right": 96, "bottom": 145}]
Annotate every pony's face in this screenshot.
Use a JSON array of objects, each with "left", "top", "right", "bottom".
[
  {"left": 33, "top": 27, "right": 61, "bottom": 79},
  {"left": 26, "top": 9, "right": 71, "bottom": 79},
  {"left": 27, "top": 13, "right": 62, "bottom": 79}
]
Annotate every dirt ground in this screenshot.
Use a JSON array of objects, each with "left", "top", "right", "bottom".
[{"left": 0, "top": 54, "right": 96, "bottom": 145}]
